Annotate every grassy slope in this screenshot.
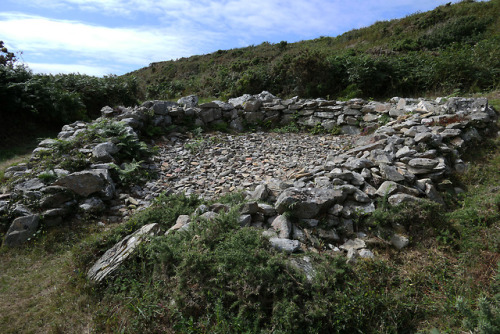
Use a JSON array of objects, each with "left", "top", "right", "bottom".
[
  {"left": 126, "top": 0, "right": 500, "bottom": 100},
  {"left": 0, "top": 97, "right": 498, "bottom": 333}
]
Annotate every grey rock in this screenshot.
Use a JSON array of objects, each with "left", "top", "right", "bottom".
[
  {"left": 79, "top": 197, "right": 105, "bottom": 213},
  {"left": 239, "top": 214, "right": 252, "bottom": 227},
  {"left": 271, "top": 215, "right": 293, "bottom": 239},
  {"left": 14, "top": 178, "right": 45, "bottom": 193},
  {"left": 92, "top": 142, "right": 119, "bottom": 162},
  {"left": 346, "top": 248, "right": 359, "bottom": 264},
  {"left": 341, "top": 125, "right": 360, "bottom": 135},
  {"left": 289, "top": 256, "right": 315, "bottom": 282},
  {"left": 87, "top": 223, "right": 160, "bottom": 282},
  {"left": 358, "top": 249, "right": 375, "bottom": 259},
  {"left": 391, "top": 234, "right": 409, "bottom": 250},
  {"left": 200, "top": 211, "right": 218, "bottom": 221},
  {"left": 243, "top": 99, "right": 262, "bottom": 112},
  {"left": 317, "top": 228, "right": 339, "bottom": 242},
  {"left": 240, "top": 202, "right": 259, "bottom": 215},
  {"left": 54, "top": 169, "right": 112, "bottom": 197},
  {"left": 4, "top": 215, "right": 40, "bottom": 247},
  {"left": 269, "top": 238, "right": 301, "bottom": 253},
  {"left": 388, "top": 194, "right": 421, "bottom": 206},
  {"left": 408, "top": 158, "right": 439, "bottom": 170},
  {"left": 340, "top": 238, "right": 366, "bottom": 251},
  {"left": 379, "top": 164, "right": 405, "bottom": 182},
  {"left": 275, "top": 187, "right": 347, "bottom": 219},
  {"left": 177, "top": 95, "right": 199, "bottom": 107},
  {"left": 228, "top": 94, "right": 252, "bottom": 108},
  {"left": 248, "top": 184, "right": 269, "bottom": 201},
  {"left": 166, "top": 215, "right": 191, "bottom": 235},
  {"left": 257, "top": 203, "right": 277, "bottom": 216}
]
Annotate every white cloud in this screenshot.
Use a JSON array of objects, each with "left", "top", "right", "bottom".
[
  {"left": 0, "top": 13, "right": 218, "bottom": 69},
  {"left": 2, "top": 0, "right": 466, "bottom": 75},
  {"left": 27, "top": 62, "right": 113, "bottom": 76},
  {"left": 15, "top": 0, "right": 458, "bottom": 38}
]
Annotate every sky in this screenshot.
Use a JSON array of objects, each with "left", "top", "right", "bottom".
[{"left": 0, "top": 0, "right": 464, "bottom": 77}]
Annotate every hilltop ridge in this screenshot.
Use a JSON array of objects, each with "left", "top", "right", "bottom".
[{"left": 127, "top": 0, "right": 500, "bottom": 101}]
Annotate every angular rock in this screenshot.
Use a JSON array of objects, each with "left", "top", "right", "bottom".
[
  {"left": 379, "top": 164, "right": 405, "bottom": 182},
  {"left": 358, "top": 249, "right": 375, "bottom": 259},
  {"left": 87, "top": 223, "right": 160, "bottom": 282},
  {"left": 79, "top": 197, "right": 105, "bottom": 213},
  {"left": 388, "top": 194, "right": 421, "bottom": 206},
  {"left": 239, "top": 214, "right": 252, "bottom": 227},
  {"left": 269, "top": 238, "right": 300, "bottom": 253},
  {"left": 4, "top": 215, "right": 40, "bottom": 247},
  {"left": 166, "top": 215, "right": 191, "bottom": 235},
  {"left": 271, "top": 214, "right": 292, "bottom": 239},
  {"left": 54, "top": 169, "right": 112, "bottom": 197},
  {"left": 177, "top": 95, "right": 199, "bottom": 107},
  {"left": 92, "top": 142, "right": 119, "bottom": 162},
  {"left": 275, "top": 187, "right": 347, "bottom": 219}
]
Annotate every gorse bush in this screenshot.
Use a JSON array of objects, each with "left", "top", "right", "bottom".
[{"left": 129, "top": 0, "right": 500, "bottom": 101}]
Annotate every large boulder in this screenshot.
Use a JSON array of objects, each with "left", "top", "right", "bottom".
[
  {"left": 54, "top": 169, "right": 114, "bottom": 198},
  {"left": 4, "top": 215, "right": 40, "bottom": 247},
  {"left": 275, "top": 187, "right": 347, "bottom": 219},
  {"left": 87, "top": 223, "right": 160, "bottom": 282}
]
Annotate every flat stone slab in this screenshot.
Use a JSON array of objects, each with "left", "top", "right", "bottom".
[{"left": 87, "top": 223, "right": 160, "bottom": 282}]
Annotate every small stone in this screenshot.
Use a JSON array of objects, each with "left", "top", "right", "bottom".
[
  {"left": 391, "top": 234, "right": 409, "bottom": 250},
  {"left": 269, "top": 238, "right": 301, "bottom": 253}
]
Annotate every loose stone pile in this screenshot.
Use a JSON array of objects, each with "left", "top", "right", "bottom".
[
  {"left": 154, "top": 132, "right": 354, "bottom": 199},
  {"left": 1, "top": 91, "right": 498, "bottom": 262}
]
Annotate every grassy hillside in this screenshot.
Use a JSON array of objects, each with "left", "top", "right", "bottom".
[{"left": 127, "top": 0, "right": 500, "bottom": 101}]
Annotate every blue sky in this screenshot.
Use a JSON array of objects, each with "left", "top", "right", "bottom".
[{"left": 0, "top": 0, "right": 463, "bottom": 76}]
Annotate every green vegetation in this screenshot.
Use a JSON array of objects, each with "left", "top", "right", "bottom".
[
  {"left": 129, "top": 0, "right": 500, "bottom": 101},
  {"left": 0, "top": 43, "right": 140, "bottom": 148},
  {"left": 1, "top": 127, "right": 497, "bottom": 332},
  {"left": 0, "top": 1, "right": 499, "bottom": 333}
]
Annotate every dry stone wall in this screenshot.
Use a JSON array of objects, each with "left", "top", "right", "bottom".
[{"left": 1, "top": 91, "right": 498, "bottom": 254}]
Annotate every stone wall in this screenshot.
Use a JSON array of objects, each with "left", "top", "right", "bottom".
[{"left": 1, "top": 91, "right": 498, "bottom": 251}]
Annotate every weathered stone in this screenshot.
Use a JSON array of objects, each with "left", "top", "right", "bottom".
[
  {"left": 240, "top": 202, "right": 259, "bottom": 215},
  {"left": 200, "top": 211, "right": 218, "bottom": 221},
  {"left": 14, "top": 178, "right": 45, "bottom": 193},
  {"left": 79, "top": 197, "right": 105, "bottom": 213},
  {"left": 358, "top": 249, "right": 375, "bottom": 259},
  {"left": 166, "top": 215, "right": 191, "bottom": 235},
  {"left": 54, "top": 169, "right": 112, "bottom": 197},
  {"left": 271, "top": 215, "right": 292, "bottom": 239},
  {"left": 408, "top": 158, "right": 439, "bottom": 170},
  {"left": 379, "top": 164, "right": 405, "bottom": 182},
  {"left": 391, "top": 234, "right": 409, "bottom": 250},
  {"left": 239, "top": 214, "right": 252, "bottom": 227},
  {"left": 248, "top": 184, "right": 269, "bottom": 201},
  {"left": 87, "top": 223, "right": 160, "bottom": 282},
  {"left": 269, "top": 238, "right": 300, "bottom": 253},
  {"left": 275, "top": 187, "right": 347, "bottom": 219},
  {"left": 388, "top": 194, "right": 421, "bottom": 206},
  {"left": 340, "top": 238, "right": 366, "bottom": 251},
  {"left": 257, "top": 203, "right": 277, "bottom": 216},
  {"left": 317, "top": 228, "right": 339, "bottom": 242},
  {"left": 92, "top": 142, "right": 119, "bottom": 162},
  {"left": 4, "top": 215, "right": 40, "bottom": 247},
  {"left": 177, "top": 95, "right": 199, "bottom": 107}
]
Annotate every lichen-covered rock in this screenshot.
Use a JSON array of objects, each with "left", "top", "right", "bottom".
[
  {"left": 269, "top": 238, "right": 300, "bottom": 253},
  {"left": 271, "top": 215, "right": 292, "bottom": 239},
  {"left": 87, "top": 223, "right": 160, "bottom": 282}
]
